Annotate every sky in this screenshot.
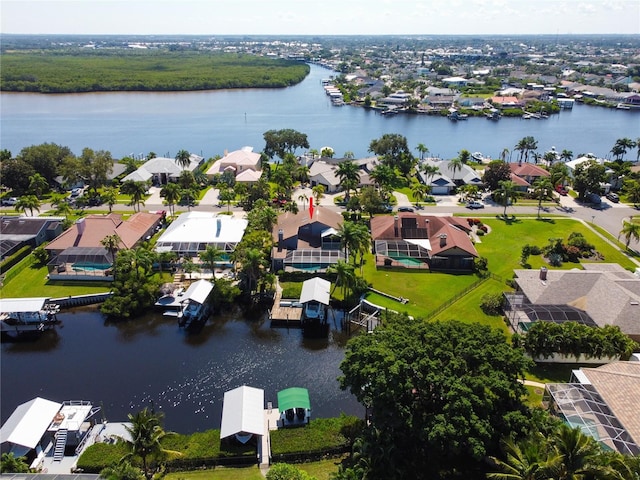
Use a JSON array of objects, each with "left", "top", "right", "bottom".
[{"left": 1, "top": 0, "right": 639, "bottom": 36}]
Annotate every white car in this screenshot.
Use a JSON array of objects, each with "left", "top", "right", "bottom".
[
  {"left": 1, "top": 197, "right": 18, "bottom": 206},
  {"left": 466, "top": 201, "right": 484, "bottom": 209}
]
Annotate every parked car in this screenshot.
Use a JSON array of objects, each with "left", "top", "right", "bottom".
[
  {"left": 606, "top": 192, "right": 619, "bottom": 203},
  {"left": 397, "top": 206, "right": 415, "bottom": 212},
  {"left": 555, "top": 185, "right": 568, "bottom": 196},
  {"left": 586, "top": 192, "right": 602, "bottom": 205},
  {"left": 466, "top": 201, "right": 484, "bottom": 209},
  {"left": 1, "top": 197, "right": 18, "bottom": 206},
  {"left": 70, "top": 187, "right": 83, "bottom": 197}
]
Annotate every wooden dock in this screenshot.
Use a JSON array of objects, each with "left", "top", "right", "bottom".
[{"left": 269, "top": 287, "right": 303, "bottom": 327}]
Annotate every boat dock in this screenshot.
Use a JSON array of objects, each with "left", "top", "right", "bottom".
[{"left": 268, "top": 287, "right": 303, "bottom": 327}]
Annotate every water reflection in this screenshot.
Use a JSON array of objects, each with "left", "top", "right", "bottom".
[{"left": 1, "top": 306, "right": 362, "bottom": 433}]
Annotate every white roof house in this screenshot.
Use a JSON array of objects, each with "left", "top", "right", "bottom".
[
  {"left": 155, "top": 212, "right": 248, "bottom": 255},
  {"left": 122, "top": 154, "right": 203, "bottom": 185},
  {"left": 300, "top": 277, "right": 331, "bottom": 306},
  {"left": 0, "top": 397, "right": 62, "bottom": 456},
  {"left": 220, "top": 386, "right": 265, "bottom": 442},
  {"left": 206, "top": 147, "right": 262, "bottom": 183}
]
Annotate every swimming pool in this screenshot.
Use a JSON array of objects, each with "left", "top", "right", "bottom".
[
  {"left": 388, "top": 255, "right": 426, "bottom": 267},
  {"left": 72, "top": 262, "right": 111, "bottom": 272}
]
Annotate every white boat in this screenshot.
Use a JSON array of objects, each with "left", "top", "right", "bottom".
[
  {"left": 471, "top": 152, "right": 484, "bottom": 162},
  {"left": 0, "top": 298, "right": 60, "bottom": 337}
]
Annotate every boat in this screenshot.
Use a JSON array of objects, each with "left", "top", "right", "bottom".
[
  {"left": 471, "top": 152, "right": 484, "bottom": 163},
  {"left": 0, "top": 298, "right": 60, "bottom": 338},
  {"left": 156, "top": 279, "right": 213, "bottom": 329},
  {"left": 617, "top": 103, "right": 631, "bottom": 110}
]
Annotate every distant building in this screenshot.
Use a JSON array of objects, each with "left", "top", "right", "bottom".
[{"left": 122, "top": 154, "right": 203, "bottom": 185}]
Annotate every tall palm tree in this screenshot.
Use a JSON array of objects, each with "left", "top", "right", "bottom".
[
  {"left": 121, "top": 408, "right": 179, "bottom": 480},
  {"left": 239, "top": 248, "right": 267, "bottom": 295},
  {"left": 623, "top": 179, "right": 640, "bottom": 207},
  {"left": 102, "top": 186, "right": 119, "bottom": 213},
  {"left": 619, "top": 221, "right": 640, "bottom": 250},
  {"left": 448, "top": 157, "right": 463, "bottom": 186},
  {"left": 327, "top": 260, "right": 355, "bottom": 299},
  {"left": 175, "top": 149, "right": 191, "bottom": 170},
  {"left": 199, "top": 245, "right": 225, "bottom": 275},
  {"left": 14, "top": 195, "right": 41, "bottom": 217},
  {"left": 101, "top": 234, "right": 123, "bottom": 269},
  {"left": 28, "top": 173, "right": 49, "bottom": 199},
  {"left": 560, "top": 149, "right": 573, "bottom": 162},
  {"left": 612, "top": 138, "right": 635, "bottom": 161},
  {"left": 159, "top": 182, "right": 181, "bottom": 217},
  {"left": 551, "top": 425, "right": 608, "bottom": 480},
  {"left": 121, "top": 180, "right": 148, "bottom": 212},
  {"left": 337, "top": 221, "right": 360, "bottom": 264},
  {"left": 297, "top": 192, "right": 309, "bottom": 210},
  {"left": 416, "top": 143, "right": 429, "bottom": 160},
  {"left": 421, "top": 164, "right": 440, "bottom": 189},
  {"left": 500, "top": 148, "right": 510, "bottom": 162},
  {"left": 370, "top": 164, "right": 396, "bottom": 199},
  {"left": 100, "top": 460, "right": 144, "bottom": 480},
  {"left": 311, "top": 184, "right": 325, "bottom": 206},
  {"left": 514, "top": 138, "right": 528, "bottom": 163},
  {"left": 494, "top": 180, "right": 518, "bottom": 217},
  {"left": 411, "top": 183, "right": 429, "bottom": 207},
  {"left": 532, "top": 177, "right": 554, "bottom": 219},
  {"left": 336, "top": 160, "right": 361, "bottom": 201}
]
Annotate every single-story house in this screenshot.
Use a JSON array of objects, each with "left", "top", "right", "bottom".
[
  {"left": 271, "top": 206, "right": 345, "bottom": 272},
  {"left": 505, "top": 264, "right": 640, "bottom": 341},
  {"left": 121, "top": 154, "right": 203, "bottom": 186},
  {"left": 442, "top": 76, "right": 468, "bottom": 87},
  {"left": 0, "top": 216, "right": 64, "bottom": 261},
  {"left": 45, "top": 212, "right": 164, "bottom": 281},
  {"left": 418, "top": 159, "right": 484, "bottom": 194},
  {"left": 371, "top": 214, "right": 478, "bottom": 271},
  {"left": 490, "top": 96, "right": 523, "bottom": 108},
  {"left": 220, "top": 385, "right": 264, "bottom": 444},
  {"left": 308, "top": 157, "right": 379, "bottom": 193},
  {"left": 205, "top": 147, "right": 263, "bottom": 184},
  {"left": 544, "top": 361, "right": 640, "bottom": 455},
  {"left": 155, "top": 211, "right": 248, "bottom": 258}
]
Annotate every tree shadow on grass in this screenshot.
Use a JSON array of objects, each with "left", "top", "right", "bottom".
[
  {"left": 495, "top": 214, "right": 520, "bottom": 225},
  {"left": 535, "top": 217, "right": 556, "bottom": 224}
]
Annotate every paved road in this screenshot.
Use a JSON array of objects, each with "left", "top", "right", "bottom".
[{"left": 34, "top": 186, "right": 640, "bottom": 252}]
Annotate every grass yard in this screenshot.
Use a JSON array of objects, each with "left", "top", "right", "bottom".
[{"left": 0, "top": 263, "right": 111, "bottom": 298}]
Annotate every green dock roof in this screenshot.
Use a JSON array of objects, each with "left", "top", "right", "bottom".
[{"left": 277, "top": 387, "right": 310, "bottom": 412}]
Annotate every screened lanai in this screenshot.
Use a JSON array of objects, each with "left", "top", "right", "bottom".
[
  {"left": 47, "top": 247, "right": 114, "bottom": 279},
  {"left": 374, "top": 239, "right": 430, "bottom": 268},
  {"left": 504, "top": 293, "right": 597, "bottom": 333},
  {"left": 545, "top": 382, "right": 640, "bottom": 455},
  {"left": 282, "top": 249, "right": 345, "bottom": 272}
]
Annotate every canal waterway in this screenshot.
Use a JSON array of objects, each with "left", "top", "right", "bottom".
[
  {"left": 1, "top": 64, "right": 638, "bottom": 160},
  {"left": 0, "top": 305, "right": 361, "bottom": 433}
]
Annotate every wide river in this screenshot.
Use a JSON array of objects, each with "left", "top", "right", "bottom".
[
  {"left": 1, "top": 64, "right": 638, "bottom": 160},
  {"left": 1, "top": 64, "right": 639, "bottom": 433}
]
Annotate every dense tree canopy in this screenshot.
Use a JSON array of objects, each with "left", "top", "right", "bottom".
[
  {"left": 263, "top": 129, "right": 310, "bottom": 160},
  {"left": 339, "top": 317, "right": 533, "bottom": 479},
  {"left": 483, "top": 160, "right": 512, "bottom": 190},
  {"left": 368, "top": 133, "right": 415, "bottom": 176},
  {"left": 573, "top": 159, "right": 607, "bottom": 199}
]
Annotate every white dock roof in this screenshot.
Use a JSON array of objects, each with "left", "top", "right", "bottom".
[
  {"left": 220, "top": 386, "right": 264, "bottom": 440},
  {"left": 300, "top": 277, "right": 331, "bottom": 306},
  {"left": 183, "top": 279, "right": 214, "bottom": 305},
  {"left": 0, "top": 397, "right": 62, "bottom": 451},
  {"left": 0, "top": 298, "right": 48, "bottom": 314}
]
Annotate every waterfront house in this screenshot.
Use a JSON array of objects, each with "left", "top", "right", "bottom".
[
  {"left": 271, "top": 206, "right": 345, "bottom": 272},
  {"left": 205, "top": 147, "right": 263, "bottom": 184},
  {"left": 0, "top": 216, "right": 64, "bottom": 261},
  {"left": 45, "top": 212, "right": 163, "bottom": 281},
  {"left": 508, "top": 162, "right": 551, "bottom": 191},
  {"left": 544, "top": 361, "right": 640, "bottom": 455},
  {"left": 371, "top": 214, "right": 478, "bottom": 271},
  {"left": 155, "top": 211, "right": 247, "bottom": 259},
  {"left": 121, "top": 153, "right": 203, "bottom": 186},
  {"left": 417, "top": 159, "right": 483, "bottom": 194},
  {"left": 505, "top": 264, "right": 640, "bottom": 341}
]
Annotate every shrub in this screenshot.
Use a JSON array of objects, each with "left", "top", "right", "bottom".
[
  {"left": 476, "top": 229, "right": 485, "bottom": 236},
  {"left": 480, "top": 293, "right": 504, "bottom": 315}
]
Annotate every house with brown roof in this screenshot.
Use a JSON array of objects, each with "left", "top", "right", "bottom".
[
  {"left": 45, "top": 212, "right": 164, "bottom": 281},
  {"left": 545, "top": 361, "right": 640, "bottom": 455},
  {"left": 506, "top": 264, "right": 640, "bottom": 341},
  {"left": 370, "top": 214, "right": 478, "bottom": 271},
  {"left": 271, "top": 206, "right": 345, "bottom": 272},
  {"left": 508, "top": 162, "right": 551, "bottom": 191}
]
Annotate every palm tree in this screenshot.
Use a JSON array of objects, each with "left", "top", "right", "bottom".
[
  {"left": 343, "top": 151, "right": 355, "bottom": 159},
  {"left": 514, "top": 138, "right": 528, "bottom": 163},
  {"left": 175, "top": 149, "right": 191, "bottom": 170},
  {"left": 199, "top": 245, "right": 225, "bottom": 275},
  {"left": 121, "top": 408, "right": 179, "bottom": 480},
  {"left": 369, "top": 164, "right": 396, "bottom": 199},
  {"left": 612, "top": 138, "right": 635, "bottom": 161},
  {"left": 337, "top": 221, "right": 360, "bottom": 264},
  {"left": 421, "top": 164, "right": 440, "bottom": 189},
  {"left": 239, "top": 248, "right": 267, "bottom": 295},
  {"left": 159, "top": 182, "right": 181, "bottom": 217},
  {"left": 101, "top": 234, "right": 123, "bottom": 270},
  {"left": 551, "top": 425, "right": 608, "bottom": 480},
  {"left": 411, "top": 183, "right": 429, "bottom": 207},
  {"left": 28, "top": 173, "right": 49, "bottom": 199},
  {"left": 416, "top": 143, "right": 429, "bottom": 160},
  {"left": 488, "top": 436, "right": 561, "bottom": 480},
  {"left": 494, "top": 180, "right": 518, "bottom": 217},
  {"left": 102, "top": 186, "right": 119, "bottom": 213},
  {"left": 100, "top": 460, "right": 144, "bottom": 480},
  {"left": 336, "top": 160, "right": 361, "bottom": 201},
  {"left": 623, "top": 179, "right": 640, "bottom": 207},
  {"left": 121, "top": 180, "right": 148, "bottom": 212},
  {"left": 327, "top": 260, "right": 355, "bottom": 299},
  {"left": 14, "top": 195, "right": 41, "bottom": 216},
  {"left": 311, "top": 184, "right": 325, "bottom": 206},
  {"left": 560, "top": 149, "right": 573, "bottom": 162},
  {"left": 297, "top": 192, "right": 309, "bottom": 210},
  {"left": 500, "top": 148, "right": 510, "bottom": 162},
  {"left": 448, "top": 157, "right": 463, "bottom": 186},
  {"left": 532, "top": 177, "right": 554, "bottom": 219},
  {"left": 619, "top": 221, "right": 640, "bottom": 250},
  {"left": 181, "top": 258, "right": 199, "bottom": 280}
]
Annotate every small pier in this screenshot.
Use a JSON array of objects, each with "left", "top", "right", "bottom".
[{"left": 269, "top": 287, "right": 303, "bottom": 327}]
